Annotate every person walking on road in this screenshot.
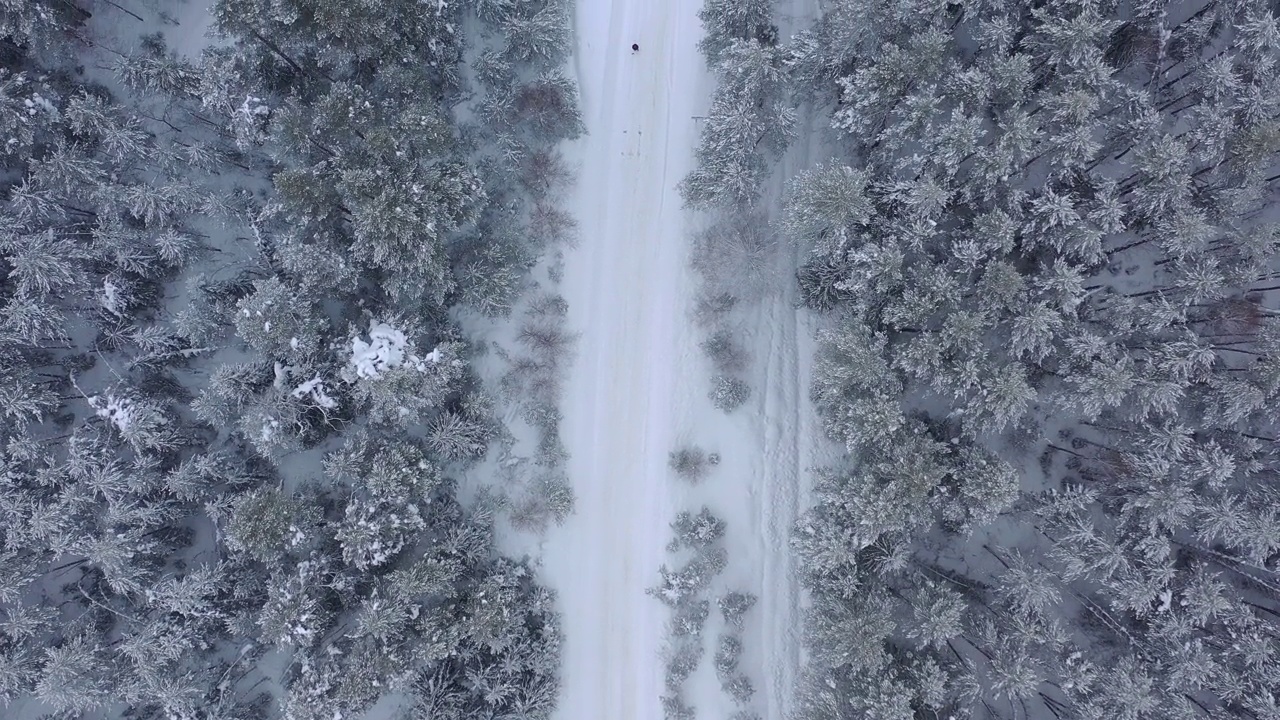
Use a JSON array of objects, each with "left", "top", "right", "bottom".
[{"left": 631, "top": 43, "right": 639, "bottom": 52}]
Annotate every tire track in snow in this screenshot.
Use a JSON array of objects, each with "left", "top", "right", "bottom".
[{"left": 756, "top": 282, "right": 801, "bottom": 720}]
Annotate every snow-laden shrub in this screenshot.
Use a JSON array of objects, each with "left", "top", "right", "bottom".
[
  {"left": 664, "top": 640, "right": 703, "bottom": 690},
  {"left": 33, "top": 634, "right": 113, "bottom": 714},
  {"left": 510, "top": 472, "right": 575, "bottom": 532},
  {"left": 701, "top": 327, "right": 746, "bottom": 373},
  {"left": 668, "top": 445, "right": 711, "bottom": 482},
  {"left": 86, "top": 390, "right": 177, "bottom": 452},
  {"left": 224, "top": 487, "right": 318, "bottom": 564},
  {"left": 528, "top": 201, "right": 579, "bottom": 248},
  {"left": 718, "top": 591, "right": 757, "bottom": 630},
  {"left": 235, "top": 393, "right": 307, "bottom": 458},
  {"left": 233, "top": 277, "right": 323, "bottom": 360},
  {"left": 145, "top": 565, "right": 224, "bottom": 620},
  {"left": 257, "top": 556, "right": 333, "bottom": 649},
  {"left": 797, "top": 255, "right": 855, "bottom": 311},
  {"left": 661, "top": 694, "right": 696, "bottom": 720},
  {"left": 326, "top": 437, "right": 443, "bottom": 568},
  {"left": 690, "top": 211, "right": 778, "bottom": 301},
  {"left": 709, "top": 375, "right": 750, "bottom": 412},
  {"left": 520, "top": 148, "right": 574, "bottom": 199},
  {"left": 649, "top": 547, "right": 728, "bottom": 608},
  {"left": 721, "top": 673, "right": 755, "bottom": 705},
  {"left": 671, "top": 599, "right": 710, "bottom": 638},
  {"left": 669, "top": 507, "right": 726, "bottom": 551},
  {"left": 426, "top": 410, "right": 493, "bottom": 463},
  {"left": 714, "top": 634, "right": 742, "bottom": 677}
]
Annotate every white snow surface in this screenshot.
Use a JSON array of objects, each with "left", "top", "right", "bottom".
[
  {"left": 348, "top": 322, "right": 417, "bottom": 379},
  {"left": 541, "top": 0, "right": 822, "bottom": 718}
]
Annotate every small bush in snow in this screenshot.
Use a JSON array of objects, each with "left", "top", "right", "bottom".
[
  {"left": 690, "top": 211, "right": 777, "bottom": 300},
  {"left": 701, "top": 328, "right": 746, "bottom": 374},
  {"left": 693, "top": 290, "right": 738, "bottom": 326},
  {"left": 721, "top": 673, "right": 755, "bottom": 705},
  {"left": 797, "top": 256, "right": 854, "bottom": 311},
  {"left": 649, "top": 547, "right": 728, "bottom": 607},
  {"left": 337, "top": 494, "right": 426, "bottom": 570},
  {"left": 668, "top": 445, "right": 711, "bottom": 482},
  {"left": 535, "top": 426, "right": 568, "bottom": 467},
  {"left": 517, "top": 317, "right": 574, "bottom": 359},
  {"left": 664, "top": 640, "right": 703, "bottom": 691},
  {"left": 344, "top": 322, "right": 466, "bottom": 427},
  {"left": 257, "top": 556, "right": 333, "bottom": 649},
  {"left": 719, "top": 591, "right": 757, "bottom": 630},
  {"left": 512, "top": 72, "right": 585, "bottom": 143},
  {"left": 500, "top": 353, "right": 556, "bottom": 404},
  {"left": 527, "top": 292, "right": 569, "bottom": 320},
  {"left": 509, "top": 473, "right": 575, "bottom": 533},
  {"left": 669, "top": 507, "right": 726, "bottom": 551},
  {"left": 86, "top": 390, "right": 177, "bottom": 452},
  {"left": 225, "top": 487, "right": 318, "bottom": 563},
  {"left": 529, "top": 202, "right": 579, "bottom": 248},
  {"left": 709, "top": 375, "right": 750, "bottom": 412},
  {"left": 714, "top": 634, "right": 742, "bottom": 677},
  {"left": 661, "top": 694, "right": 696, "bottom": 720},
  {"left": 521, "top": 400, "right": 562, "bottom": 431},
  {"left": 548, "top": 250, "right": 566, "bottom": 283},
  {"left": 671, "top": 599, "right": 710, "bottom": 638}
]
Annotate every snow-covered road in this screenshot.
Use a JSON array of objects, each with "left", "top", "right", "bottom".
[
  {"left": 543, "top": 0, "right": 820, "bottom": 718},
  {"left": 544, "top": 1, "right": 699, "bottom": 716}
]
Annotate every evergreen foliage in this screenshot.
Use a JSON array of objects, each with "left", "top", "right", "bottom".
[
  {"left": 708, "top": 374, "right": 751, "bottom": 411},
  {"left": 651, "top": 507, "right": 736, "bottom": 716},
  {"left": 668, "top": 445, "right": 713, "bottom": 482},
  {"left": 766, "top": 0, "right": 1280, "bottom": 716},
  {"left": 0, "top": 0, "right": 575, "bottom": 716}
]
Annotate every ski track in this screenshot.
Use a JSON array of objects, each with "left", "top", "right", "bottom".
[
  {"left": 754, "top": 6, "right": 823, "bottom": 716},
  {"left": 545, "top": 0, "right": 820, "bottom": 718}
]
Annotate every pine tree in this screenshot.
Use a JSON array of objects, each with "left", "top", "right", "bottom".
[
  {"left": 257, "top": 554, "right": 334, "bottom": 649},
  {"left": 697, "top": 0, "right": 777, "bottom": 64},
  {"left": 224, "top": 486, "right": 318, "bottom": 564},
  {"left": 682, "top": 39, "right": 795, "bottom": 209},
  {"left": 500, "top": 0, "right": 573, "bottom": 68},
  {"left": 34, "top": 634, "right": 114, "bottom": 713}
]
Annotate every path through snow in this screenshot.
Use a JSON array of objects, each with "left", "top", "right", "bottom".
[
  {"left": 544, "top": 0, "right": 697, "bottom": 716},
  {"left": 545, "top": 0, "right": 820, "bottom": 718}
]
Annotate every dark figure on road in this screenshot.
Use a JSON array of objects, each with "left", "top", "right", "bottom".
[{"left": 632, "top": 43, "right": 639, "bottom": 52}]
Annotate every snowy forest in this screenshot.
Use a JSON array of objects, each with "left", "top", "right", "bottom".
[
  {"left": 0, "top": 0, "right": 582, "bottom": 718},
  {"left": 687, "top": 0, "right": 1280, "bottom": 717}
]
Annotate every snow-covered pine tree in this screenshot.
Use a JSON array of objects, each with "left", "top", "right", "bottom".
[
  {"left": 681, "top": 39, "right": 795, "bottom": 210},
  {"left": 697, "top": 0, "right": 777, "bottom": 65}
]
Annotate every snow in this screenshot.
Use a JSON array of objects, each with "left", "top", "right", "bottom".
[
  {"left": 101, "top": 278, "right": 123, "bottom": 316},
  {"left": 166, "top": 1, "right": 219, "bottom": 58},
  {"left": 348, "top": 322, "right": 415, "bottom": 379},
  {"left": 260, "top": 418, "right": 279, "bottom": 444},
  {"left": 541, "top": 0, "right": 821, "bottom": 717},
  {"left": 91, "top": 394, "right": 137, "bottom": 432},
  {"left": 291, "top": 375, "right": 338, "bottom": 409}
]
